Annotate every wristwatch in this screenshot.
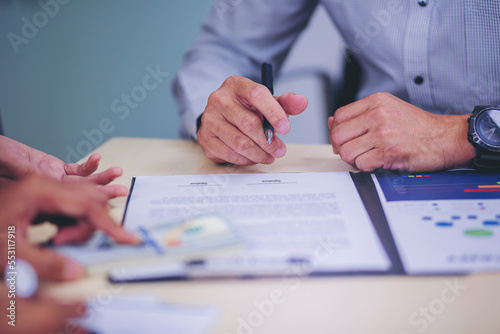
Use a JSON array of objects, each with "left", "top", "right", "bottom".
[{"left": 467, "top": 106, "right": 500, "bottom": 170}]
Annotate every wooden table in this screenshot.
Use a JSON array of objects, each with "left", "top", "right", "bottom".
[{"left": 43, "top": 137, "right": 500, "bottom": 334}]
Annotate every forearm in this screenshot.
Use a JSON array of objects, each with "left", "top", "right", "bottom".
[{"left": 172, "top": 0, "right": 317, "bottom": 140}]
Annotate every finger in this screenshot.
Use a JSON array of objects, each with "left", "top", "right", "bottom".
[
  {"left": 56, "top": 301, "right": 88, "bottom": 320},
  {"left": 38, "top": 301, "right": 88, "bottom": 334},
  {"left": 214, "top": 110, "right": 272, "bottom": 164},
  {"left": 220, "top": 103, "right": 287, "bottom": 159},
  {"left": 328, "top": 116, "right": 334, "bottom": 130},
  {"left": 32, "top": 182, "right": 140, "bottom": 245},
  {"left": 0, "top": 177, "right": 15, "bottom": 188},
  {"left": 62, "top": 322, "right": 89, "bottom": 334},
  {"left": 330, "top": 115, "right": 370, "bottom": 149},
  {"left": 84, "top": 167, "right": 124, "bottom": 186},
  {"left": 9, "top": 298, "right": 87, "bottom": 334},
  {"left": 200, "top": 106, "right": 282, "bottom": 164},
  {"left": 205, "top": 77, "right": 288, "bottom": 161},
  {"left": 18, "top": 242, "right": 84, "bottom": 281},
  {"left": 217, "top": 113, "right": 286, "bottom": 163},
  {"left": 199, "top": 132, "right": 259, "bottom": 166},
  {"left": 33, "top": 182, "right": 109, "bottom": 214},
  {"left": 44, "top": 301, "right": 88, "bottom": 333},
  {"left": 276, "top": 93, "right": 308, "bottom": 116},
  {"left": 333, "top": 98, "right": 373, "bottom": 125},
  {"left": 328, "top": 117, "right": 339, "bottom": 155},
  {"left": 232, "top": 76, "right": 290, "bottom": 135},
  {"left": 64, "top": 153, "right": 101, "bottom": 177},
  {"left": 98, "top": 184, "right": 129, "bottom": 199},
  {"left": 354, "top": 148, "right": 386, "bottom": 172},
  {"left": 52, "top": 222, "right": 95, "bottom": 245},
  {"left": 83, "top": 202, "right": 141, "bottom": 244},
  {"left": 337, "top": 133, "right": 376, "bottom": 166}
]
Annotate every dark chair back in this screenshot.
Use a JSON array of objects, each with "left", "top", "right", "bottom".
[{"left": 335, "top": 51, "right": 361, "bottom": 111}]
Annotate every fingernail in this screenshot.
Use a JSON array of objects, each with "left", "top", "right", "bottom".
[
  {"left": 328, "top": 116, "right": 334, "bottom": 130},
  {"left": 64, "top": 260, "right": 84, "bottom": 280},
  {"left": 121, "top": 232, "right": 142, "bottom": 245},
  {"left": 277, "top": 121, "right": 289, "bottom": 134},
  {"left": 130, "top": 234, "right": 143, "bottom": 244},
  {"left": 274, "top": 147, "right": 286, "bottom": 158},
  {"left": 265, "top": 156, "right": 275, "bottom": 164}
]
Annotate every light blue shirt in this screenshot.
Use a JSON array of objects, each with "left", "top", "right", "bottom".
[{"left": 173, "top": 0, "right": 500, "bottom": 140}]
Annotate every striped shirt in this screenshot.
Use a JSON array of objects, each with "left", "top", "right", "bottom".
[{"left": 173, "top": 0, "right": 500, "bottom": 139}]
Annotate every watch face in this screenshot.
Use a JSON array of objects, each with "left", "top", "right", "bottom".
[{"left": 477, "top": 108, "right": 500, "bottom": 146}]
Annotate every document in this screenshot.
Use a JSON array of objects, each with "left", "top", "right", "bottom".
[
  {"left": 72, "top": 294, "right": 217, "bottom": 334},
  {"left": 122, "top": 172, "right": 391, "bottom": 277},
  {"left": 52, "top": 215, "right": 242, "bottom": 272},
  {"left": 373, "top": 170, "right": 500, "bottom": 274}
]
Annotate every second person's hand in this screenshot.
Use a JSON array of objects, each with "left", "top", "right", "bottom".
[
  {"left": 0, "top": 136, "right": 129, "bottom": 199},
  {"left": 0, "top": 175, "right": 141, "bottom": 281}
]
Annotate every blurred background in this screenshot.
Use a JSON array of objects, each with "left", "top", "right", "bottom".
[{"left": 0, "top": 0, "right": 346, "bottom": 162}]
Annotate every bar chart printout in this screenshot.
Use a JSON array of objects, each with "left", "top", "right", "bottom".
[
  {"left": 373, "top": 170, "right": 500, "bottom": 274},
  {"left": 376, "top": 170, "right": 500, "bottom": 201}
]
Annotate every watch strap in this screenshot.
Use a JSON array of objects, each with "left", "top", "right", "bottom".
[
  {"left": 474, "top": 105, "right": 489, "bottom": 112},
  {"left": 471, "top": 147, "right": 500, "bottom": 171}
]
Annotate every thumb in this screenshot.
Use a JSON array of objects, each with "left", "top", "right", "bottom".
[
  {"left": 276, "top": 93, "right": 308, "bottom": 116},
  {"left": 18, "top": 241, "right": 84, "bottom": 281},
  {"left": 328, "top": 116, "right": 334, "bottom": 130}
]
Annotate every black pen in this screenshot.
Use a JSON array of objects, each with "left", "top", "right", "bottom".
[{"left": 261, "top": 62, "right": 274, "bottom": 144}]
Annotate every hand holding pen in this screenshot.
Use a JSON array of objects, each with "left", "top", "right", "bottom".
[{"left": 196, "top": 63, "right": 308, "bottom": 166}]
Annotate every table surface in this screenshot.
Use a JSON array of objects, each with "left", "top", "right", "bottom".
[{"left": 43, "top": 137, "right": 500, "bottom": 334}]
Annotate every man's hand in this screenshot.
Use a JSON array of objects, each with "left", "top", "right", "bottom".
[
  {"left": 198, "top": 76, "right": 308, "bottom": 165},
  {"left": 0, "top": 136, "right": 128, "bottom": 198},
  {"left": 0, "top": 176, "right": 141, "bottom": 281},
  {"left": 329, "top": 92, "right": 475, "bottom": 172}
]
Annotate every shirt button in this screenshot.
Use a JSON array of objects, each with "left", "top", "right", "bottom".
[
  {"left": 418, "top": 0, "right": 428, "bottom": 7},
  {"left": 414, "top": 76, "right": 424, "bottom": 85}
]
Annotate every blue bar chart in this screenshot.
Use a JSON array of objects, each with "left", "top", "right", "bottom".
[{"left": 376, "top": 170, "right": 500, "bottom": 201}]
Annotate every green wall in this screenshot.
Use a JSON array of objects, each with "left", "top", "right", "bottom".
[{"left": 0, "top": 0, "right": 212, "bottom": 162}]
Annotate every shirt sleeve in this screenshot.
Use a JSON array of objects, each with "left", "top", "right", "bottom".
[{"left": 172, "top": 0, "right": 318, "bottom": 140}]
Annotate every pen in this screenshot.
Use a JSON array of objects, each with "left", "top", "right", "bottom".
[
  {"left": 261, "top": 62, "right": 274, "bottom": 144},
  {"left": 138, "top": 226, "right": 165, "bottom": 255},
  {"left": 107, "top": 258, "right": 302, "bottom": 283}
]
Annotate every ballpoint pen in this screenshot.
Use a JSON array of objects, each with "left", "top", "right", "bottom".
[
  {"left": 261, "top": 62, "right": 274, "bottom": 145},
  {"left": 138, "top": 226, "right": 165, "bottom": 255}
]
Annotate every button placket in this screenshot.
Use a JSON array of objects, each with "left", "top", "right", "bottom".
[{"left": 403, "top": 2, "right": 434, "bottom": 109}]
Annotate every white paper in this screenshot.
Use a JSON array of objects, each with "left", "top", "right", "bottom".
[
  {"left": 72, "top": 294, "right": 217, "bottom": 334},
  {"left": 52, "top": 215, "right": 242, "bottom": 270},
  {"left": 373, "top": 171, "right": 500, "bottom": 274},
  {"left": 123, "top": 172, "right": 390, "bottom": 274}
]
